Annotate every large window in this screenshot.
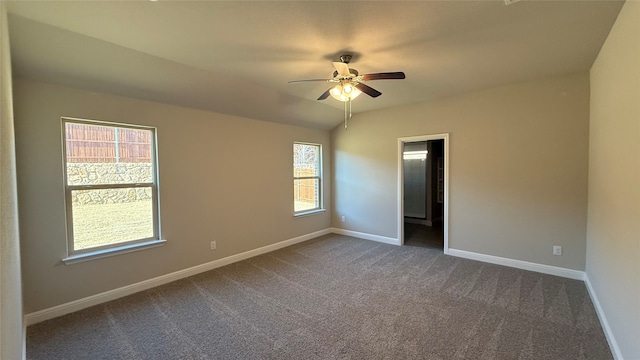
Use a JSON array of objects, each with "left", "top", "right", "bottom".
[
  {"left": 293, "top": 142, "right": 322, "bottom": 214},
  {"left": 62, "top": 118, "right": 162, "bottom": 261}
]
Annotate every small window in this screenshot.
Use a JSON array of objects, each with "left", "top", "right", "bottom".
[
  {"left": 62, "top": 118, "right": 161, "bottom": 259},
  {"left": 293, "top": 142, "right": 322, "bottom": 214}
]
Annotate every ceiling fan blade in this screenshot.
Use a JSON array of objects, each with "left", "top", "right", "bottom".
[
  {"left": 317, "top": 88, "right": 332, "bottom": 100},
  {"left": 288, "top": 79, "right": 332, "bottom": 83},
  {"left": 355, "top": 83, "right": 382, "bottom": 98},
  {"left": 332, "top": 62, "right": 351, "bottom": 77},
  {"left": 361, "top": 72, "right": 406, "bottom": 81}
]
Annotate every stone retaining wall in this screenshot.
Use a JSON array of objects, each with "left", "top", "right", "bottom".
[{"left": 67, "top": 163, "right": 153, "bottom": 205}]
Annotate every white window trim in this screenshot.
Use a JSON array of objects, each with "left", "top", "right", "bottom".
[
  {"left": 293, "top": 142, "right": 323, "bottom": 216},
  {"left": 62, "top": 239, "right": 166, "bottom": 265},
  {"left": 61, "top": 117, "right": 163, "bottom": 263},
  {"left": 294, "top": 208, "right": 327, "bottom": 217}
]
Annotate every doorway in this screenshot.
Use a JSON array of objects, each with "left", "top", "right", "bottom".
[{"left": 398, "top": 134, "right": 449, "bottom": 253}]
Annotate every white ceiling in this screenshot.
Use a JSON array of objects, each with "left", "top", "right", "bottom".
[{"left": 7, "top": 0, "right": 624, "bottom": 130}]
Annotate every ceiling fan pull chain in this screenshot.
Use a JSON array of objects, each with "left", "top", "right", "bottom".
[
  {"left": 349, "top": 97, "right": 353, "bottom": 120},
  {"left": 344, "top": 101, "right": 348, "bottom": 129}
]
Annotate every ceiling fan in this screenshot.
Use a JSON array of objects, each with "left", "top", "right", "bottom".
[
  {"left": 288, "top": 54, "right": 405, "bottom": 128},
  {"left": 289, "top": 54, "right": 405, "bottom": 101}
]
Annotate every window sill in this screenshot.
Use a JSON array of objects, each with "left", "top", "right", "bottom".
[
  {"left": 62, "top": 239, "right": 167, "bottom": 265},
  {"left": 294, "top": 209, "right": 326, "bottom": 217}
]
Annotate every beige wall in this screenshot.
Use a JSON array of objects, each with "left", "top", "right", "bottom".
[
  {"left": 14, "top": 79, "right": 331, "bottom": 313},
  {"left": 587, "top": 1, "right": 640, "bottom": 358},
  {"left": 332, "top": 73, "right": 590, "bottom": 270}
]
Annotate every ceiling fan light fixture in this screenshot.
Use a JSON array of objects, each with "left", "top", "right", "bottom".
[{"left": 330, "top": 83, "right": 361, "bottom": 102}]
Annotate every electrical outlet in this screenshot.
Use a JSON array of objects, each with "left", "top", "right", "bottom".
[
  {"left": 341, "top": 216, "right": 346, "bottom": 222},
  {"left": 210, "top": 241, "right": 216, "bottom": 250},
  {"left": 553, "top": 246, "right": 562, "bottom": 256}
]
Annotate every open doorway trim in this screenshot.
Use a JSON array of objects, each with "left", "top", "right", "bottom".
[{"left": 397, "top": 133, "right": 449, "bottom": 253}]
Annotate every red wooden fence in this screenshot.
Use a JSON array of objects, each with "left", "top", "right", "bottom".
[
  {"left": 294, "top": 168, "right": 318, "bottom": 205},
  {"left": 65, "top": 123, "right": 151, "bottom": 163}
]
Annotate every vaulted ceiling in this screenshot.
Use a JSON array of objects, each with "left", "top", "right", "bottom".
[{"left": 7, "top": 0, "right": 624, "bottom": 130}]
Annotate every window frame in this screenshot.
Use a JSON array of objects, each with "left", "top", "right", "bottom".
[
  {"left": 61, "top": 117, "right": 163, "bottom": 264},
  {"left": 293, "top": 142, "right": 324, "bottom": 216}
]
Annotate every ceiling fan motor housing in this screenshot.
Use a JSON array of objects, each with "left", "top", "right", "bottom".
[{"left": 340, "top": 54, "right": 353, "bottom": 64}]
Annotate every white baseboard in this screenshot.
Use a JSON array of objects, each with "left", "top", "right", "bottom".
[
  {"left": 330, "top": 227, "right": 400, "bottom": 246},
  {"left": 25, "top": 230, "right": 596, "bottom": 329},
  {"left": 447, "top": 248, "right": 585, "bottom": 280},
  {"left": 25, "top": 228, "right": 331, "bottom": 326},
  {"left": 584, "top": 275, "right": 623, "bottom": 360}
]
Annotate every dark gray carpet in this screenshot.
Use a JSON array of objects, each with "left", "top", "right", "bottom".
[{"left": 27, "top": 234, "right": 612, "bottom": 359}]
